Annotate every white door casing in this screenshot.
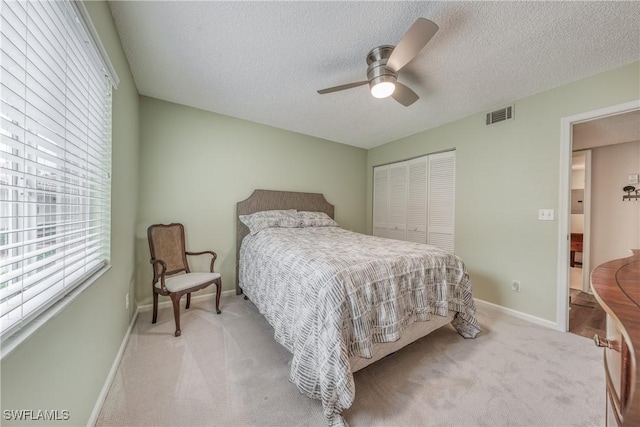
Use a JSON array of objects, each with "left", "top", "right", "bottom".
[{"left": 557, "top": 99, "right": 640, "bottom": 332}]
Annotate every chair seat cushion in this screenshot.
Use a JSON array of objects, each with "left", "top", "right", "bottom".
[{"left": 156, "top": 272, "right": 221, "bottom": 293}]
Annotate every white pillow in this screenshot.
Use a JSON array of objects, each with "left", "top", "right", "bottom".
[
  {"left": 297, "top": 211, "right": 339, "bottom": 227},
  {"left": 239, "top": 209, "right": 299, "bottom": 235}
]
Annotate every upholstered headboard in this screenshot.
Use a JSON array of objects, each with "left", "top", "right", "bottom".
[{"left": 235, "top": 189, "right": 334, "bottom": 294}]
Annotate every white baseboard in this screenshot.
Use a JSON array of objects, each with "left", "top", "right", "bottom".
[
  {"left": 136, "top": 289, "right": 236, "bottom": 312},
  {"left": 87, "top": 306, "right": 140, "bottom": 427},
  {"left": 474, "top": 298, "right": 558, "bottom": 330}
]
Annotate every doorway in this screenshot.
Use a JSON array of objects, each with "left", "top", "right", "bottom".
[{"left": 557, "top": 100, "right": 640, "bottom": 332}]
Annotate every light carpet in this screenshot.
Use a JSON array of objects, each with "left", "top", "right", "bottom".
[{"left": 96, "top": 295, "right": 604, "bottom": 426}]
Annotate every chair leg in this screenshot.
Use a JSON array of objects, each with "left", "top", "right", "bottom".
[
  {"left": 215, "top": 278, "right": 222, "bottom": 314},
  {"left": 170, "top": 293, "right": 182, "bottom": 337},
  {"left": 186, "top": 292, "right": 191, "bottom": 309},
  {"left": 152, "top": 291, "right": 159, "bottom": 324}
]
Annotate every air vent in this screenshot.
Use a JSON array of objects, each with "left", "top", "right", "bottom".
[{"left": 486, "top": 105, "right": 514, "bottom": 125}]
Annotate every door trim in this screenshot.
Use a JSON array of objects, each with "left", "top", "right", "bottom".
[
  {"left": 557, "top": 100, "right": 640, "bottom": 332},
  {"left": 581, "top": 150, "right": 592, "bottom": 293}
]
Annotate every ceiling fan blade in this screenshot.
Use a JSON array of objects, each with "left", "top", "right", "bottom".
[
  {"left": 317, "top": 81, "right": 368, "bottom": 94},
  {"left": 387, "top": 18, "right": 439, "bottom": 72},
  {"left": 392, "top": 82, "right": 419, "bottom": 106}
]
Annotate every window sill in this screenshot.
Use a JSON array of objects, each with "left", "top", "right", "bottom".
[{"left": 1, "top": 265, "right": 111, "bottom": 361}]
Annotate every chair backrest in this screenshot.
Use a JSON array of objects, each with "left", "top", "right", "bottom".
[{"left": 147, "top": 223, "right": 189, "bottom": 281}]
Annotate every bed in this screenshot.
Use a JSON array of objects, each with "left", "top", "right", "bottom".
[{"left": 236, "top": 189, "right": 480, "bottom": 426}]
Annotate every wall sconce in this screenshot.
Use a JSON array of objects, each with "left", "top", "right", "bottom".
[{"left": 623, "top": 185, "right": 640, "bottom": 201}]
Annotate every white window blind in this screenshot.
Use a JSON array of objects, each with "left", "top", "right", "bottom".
[{"left": 0, "top": 0, "right": 115, "bottom": 339}]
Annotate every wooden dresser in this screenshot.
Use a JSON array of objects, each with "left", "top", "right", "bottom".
[
  {"left": 570, "top": 233, "right": 583, "bottom": 267},
  {"left": 591, "top": 250, "right": 640, "bottom": 426}
]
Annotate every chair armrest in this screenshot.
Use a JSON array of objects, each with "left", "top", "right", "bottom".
[
  {"left": 186, "top": 250, "right": 218, "bottom": 273},
  {"left": 150, "top": 258, "right": 168, "bottom": 293}
]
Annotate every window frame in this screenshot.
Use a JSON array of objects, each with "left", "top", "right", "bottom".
[{"left": 0, "top": 0, "right": 119, "bottom": 357}]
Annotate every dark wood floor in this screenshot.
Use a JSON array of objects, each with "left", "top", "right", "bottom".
[{"left": 569, "top": 288, "right": 606, "bottom": 340}]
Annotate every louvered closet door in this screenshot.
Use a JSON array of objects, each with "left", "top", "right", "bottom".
[
  {"left": 373, "top": 165, "right": 389, "bottom": 238},
  {"left": 387, "top": 162, "right": 408, "bottom": 241},
  {"left": 427, "top": 151, "right": 455, "bottom": 252},
  {"left": 406, "top": 157, "right": 428, "bottom": 243}
]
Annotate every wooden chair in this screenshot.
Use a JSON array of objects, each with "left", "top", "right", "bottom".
[{"left": 147, "top": 223, "right": 222, "bottom": 337}]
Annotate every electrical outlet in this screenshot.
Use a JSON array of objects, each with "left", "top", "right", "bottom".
[
  {"left": 125, "top": 292, "right": 130, "bottom": 309},
  {"left": 512, "top": 280, "right": 521, "bottom": 293}
]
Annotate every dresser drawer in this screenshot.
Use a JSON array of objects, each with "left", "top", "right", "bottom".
[
  {"left": 602, "top": 316, "right": 631, "bottom": 426},
  {"left": 591, "top": 250, "right": 640, "bottom": 427}
]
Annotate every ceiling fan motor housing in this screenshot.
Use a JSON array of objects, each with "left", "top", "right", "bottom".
[{"left": 366, "top": 45, "right": 398, "bottom": 88}]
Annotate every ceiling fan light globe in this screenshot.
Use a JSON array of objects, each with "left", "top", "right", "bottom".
[{"left": 370, "top": 81, "right": 395, "bottom": 98}]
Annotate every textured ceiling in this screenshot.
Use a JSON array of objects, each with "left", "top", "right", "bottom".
[
  {"left": 573, "top": 110, "right": 640, "bottom": 150},
  {"left": 108, "top": 1, "right": 640, "bottom": 149}
]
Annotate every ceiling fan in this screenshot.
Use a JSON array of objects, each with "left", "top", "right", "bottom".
[{"left": 317, "top": 18, "right": 439, "bottom": 107}]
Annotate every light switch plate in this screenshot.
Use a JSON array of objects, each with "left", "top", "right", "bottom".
[
  {"left": 538, "top": 209, "right": 555, "bottom": 220},
  {"left": 629, "top": 174, "right": 639, "bottom": 184}
]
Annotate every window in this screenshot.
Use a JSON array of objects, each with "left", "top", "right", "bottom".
[{"left": 0, "top": 0, "right": 117, "bottom": 340}]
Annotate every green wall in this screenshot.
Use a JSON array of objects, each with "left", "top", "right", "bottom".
[
  {"left": 0, "top": 2, "right": 140, "bottom": 425},
  {"left": 367, "top": 61, "right": 640, "bottom": 322},
  {"left": 135, "top": 96, "right": 368, "bottom": 305}
]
